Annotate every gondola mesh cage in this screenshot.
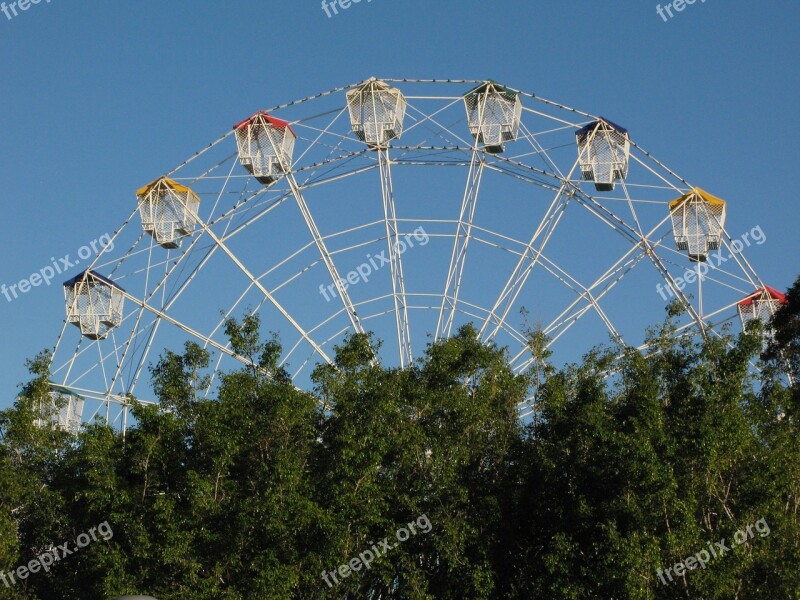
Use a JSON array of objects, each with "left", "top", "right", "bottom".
[
  {"left": 669, "top": 189, "right": 727, "bottom": 262},
  {"left": 346, "top": 79, "right": 407, "bottom": 147},
  {"left": 234, "top": 112, "right": 296, "bottom": 183},
  {"left": 576, "top": 120, "right": 630, "bottom": 190},
  {"left": 464, "top": 81, "right": 522, "bottom": 152},
  {"left": 64, "top": 271, "right": 124, "bottom": 340},
  {"left": 34, "top": 390, "right": 85, "bottom": 434},
  {"left": 136, "top": 178, "right": 201, "bottom": 249},
  {"left": 738, "top": 287, "right": 785, "bottom": 330}
]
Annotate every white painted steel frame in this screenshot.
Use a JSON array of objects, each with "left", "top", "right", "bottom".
[{"left": 45, "top": 79, "right": 777, "bottom": 432}]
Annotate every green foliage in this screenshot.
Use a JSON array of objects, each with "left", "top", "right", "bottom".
[{"left": 0, "top": 275, "right": 799, "bottom": 598}]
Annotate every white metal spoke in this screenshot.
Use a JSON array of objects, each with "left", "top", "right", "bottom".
[
  {"left": 43, "top": 79, "right": 778, "bottom": 430},
  {"left": 285, "top": 171, "right": 365, "bottom": 335},
  {"left": 572, "top": 189, "right": 707, "bottom": 335},
  {"left": 191, "top": 208, "right": 333, "bottom": 364},
  {"left": 377, "top": 149, "right": 413, "bottom": 367},
  {"left": 479, "top": 178, "right": 574, "bottom": 342},
  {"left": 436, "top": 148, "right": 485, "bottom": 340},
  {"left": 115, "top": 288, "right": 256, "bottom": 368}
]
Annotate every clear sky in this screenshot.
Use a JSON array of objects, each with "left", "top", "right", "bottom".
[{"left": 0, "top": 0, "right": 798, "bottom": 411}]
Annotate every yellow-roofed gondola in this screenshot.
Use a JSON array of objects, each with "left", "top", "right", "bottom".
[
  {"left": 669, "top": 188, "right": 726, "bottom": 262},
  {"left": 136, "top": 177, "right": 201, "bottom": 249}
]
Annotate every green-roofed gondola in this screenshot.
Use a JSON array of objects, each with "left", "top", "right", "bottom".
[{"left": 463, "top": 81, "right": 521, "bottom": 154}]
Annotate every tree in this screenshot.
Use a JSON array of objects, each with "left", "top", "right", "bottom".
[{"left": 2, "top": 287, "right": 800, "bottom": 598}]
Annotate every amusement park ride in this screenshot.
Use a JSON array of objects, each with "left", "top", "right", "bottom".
[{"left": 38, "top": 78, "right": 784, "bottom": 433}]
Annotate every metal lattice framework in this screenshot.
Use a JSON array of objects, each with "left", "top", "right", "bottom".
[
  {"left": 64, "top": 270, "right": 125, "bottom": 341},
  {"left": 576, "top": 119, "right": 631, "bottom": 191},
  {"left": 738, "top": 286, "right": 786, "bottom": 329},
  {"left": 136, "top": 178, "right": 201, "bottom": 249},
  {"left": 464, "top": 81, "right": 522, "bottom": 154},
  {"left": 45, "top": 78, "right": 777, "bottom": 430},
  {"left": 35, "top": 388, "right": 85, "bottom": 435},
  {"left": 233, "top": 112, "right": 297, "bottom": 185},
  {"left": 669, "top": 188, "right": 727, "bottom": 262},
  {"left": 346, "top": 78, "right": 407, "bottom": 148}
]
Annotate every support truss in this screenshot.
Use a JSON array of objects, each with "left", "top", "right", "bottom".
[
  {"left": 285, "top": 171, "right": 366, "bottom": 335},
  {"left": 480, "top": 180, "right": 573, "bottom": 342},
  {"left": 191, "top": 211, "right": 334, "bottom": 364},
  {"left": 377, "top": 148, "right": 413, "bottom": 367},
  {"left": 436, "top": 148, "right": 485, "bottom": 340},
  {"left": 44, "top": 79, "right": 779, "bottom": 431}
]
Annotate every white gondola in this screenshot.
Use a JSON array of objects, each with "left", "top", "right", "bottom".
[
  {"left": 464, "top": 81, "right": 522, "bottom": 154},
  {"left": 34, "top": 387, "right": 85, "bottom": 434},
  {"left": 233, "top": 111, "right": 296, "bottom": 185},
  {"left": 136, "top": 177, "right": 201, "bottom": 249},
  {"left": 576, "top": 119, "right": 630, "bottom": 191},
  {"left": 64, "top": 270, "right": 125, "bottom": 340},
  {"left": 346, "top": 78, "right": 407, "bottom": 148},
  {"left": 669, "top": 188, "right": 727, "bottom": 262}
]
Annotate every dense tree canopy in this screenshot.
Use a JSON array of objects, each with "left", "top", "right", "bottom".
[{"left": 1, "top": 277, "right": 799, "bottom": 599}]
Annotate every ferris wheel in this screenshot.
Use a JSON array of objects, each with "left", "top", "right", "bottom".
[{"left": 45, "top": 78, "right": 782, "bottom": 431}]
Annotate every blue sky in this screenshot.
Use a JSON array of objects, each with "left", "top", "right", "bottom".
[{"left": 0, "top": 0, "right": 797, "bottom": 411}]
